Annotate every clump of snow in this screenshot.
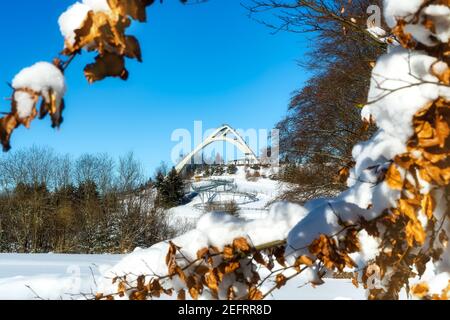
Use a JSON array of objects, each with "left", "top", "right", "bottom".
[
  {"left": 13, "top": 91, "right": 36, "bottom": 119},
  {"left": 58, "top": 0, "right": 112, "bottom": 46},
  {"left": 366, "top": 26, "right": 396, "bottom": 45},
  {"left": 408, "top": 261, "right": 450, "bottom": 297},
  {"left": 353, "top": 230, "right": 381, "bottom": 264},
  {"left": 385, "top": 1, "right": 450, "bottom": 46},
  {"left": 383, "top": 0, "right": 424, "bottom": 28},
  {"left": 404, "top": 24, "right": 436, "bottom": 47},
  {"left": 58, "top": 3, "right": 91, "bottom": 45},
  {"left": 361, "top": 47, "right": 443, "bottom": 144},
  {"left": 12, "top": 62, "right": 66, "bottom": 119},
  {"left": 82, "top": 0, "right": 111, "bottom": 12},
  {"left": 367, "top": 26, "right": 386, "bottom": 38},
  {"left": 432, "top": 60, "right": 449, "bottom": 77},
  {"left": 286, "top": 201, "right": 378, "bottom": 259},
  {"left": 195, "top": 203, "right": 308, "bottom": 248},
  {"left": 12, "top": 62, "right": 66, "bottom": 95},
  {"left": 351, "top": 131, "right": 405, "bottom": 178},
  {"left": 427, "top": 272, "right": 450, "bottom": 296},
  {"left": 423, "top": 5, "right": 450, "bottom": 43},
  {"left": 407, "top": 5, "right": 450, "bottom": 46}
]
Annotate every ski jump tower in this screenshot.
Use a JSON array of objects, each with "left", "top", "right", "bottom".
[{"left": 175, "top": 124, "right": 260, "bottom": 173}]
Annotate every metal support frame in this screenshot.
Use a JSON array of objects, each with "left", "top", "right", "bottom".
[{"left": 175, "top": 124, "right": 259, "bottom": 173}]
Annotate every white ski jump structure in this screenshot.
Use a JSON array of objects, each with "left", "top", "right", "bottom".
[{"left": 175, "top": 124, "right": 260, "bottom": 173}]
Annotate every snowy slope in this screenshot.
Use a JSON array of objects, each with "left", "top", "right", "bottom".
[{"left": 168, "top": 167, "right": 287, "bottom": 229}]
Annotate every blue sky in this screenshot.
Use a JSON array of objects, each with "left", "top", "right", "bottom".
[{"left": 0, "top": 0, "right": 309, "bottom": 175}]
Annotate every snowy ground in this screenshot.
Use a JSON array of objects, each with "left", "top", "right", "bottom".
[
  {"left": 266, "top": 278, "right": 365, "bottom": 300},
  {"left": 0, "top": 253, "right": 365, "bottom": 300},
  {"left": 0, "top": 253, "right": 123, "bottom": 300}
]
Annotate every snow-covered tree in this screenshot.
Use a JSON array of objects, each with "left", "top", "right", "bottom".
[{"left": 155, "top": 168, "right": 185, "bottom": 209}]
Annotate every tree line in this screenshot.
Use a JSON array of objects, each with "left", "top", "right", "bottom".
[{"left": 0, "top": 146, "right": 177, "bottom": 253}]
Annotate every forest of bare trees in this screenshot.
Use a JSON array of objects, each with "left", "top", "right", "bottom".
[{"left": 0, "top": 147, "right": 174, "bottom": 253}]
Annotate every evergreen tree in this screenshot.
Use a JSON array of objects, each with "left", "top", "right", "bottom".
[
  {"left": 215, "top": 165, "right": 225, "bottom": 176},
  {"left": 154, "top": 170, "right": 165, "bottom": 191},
  {"left": 227, "top": 164, "right": 238, "bottom": 175},
  {"left": 155, "top": 167, "right": 185, "bottom": 208},
  {"left": 204, "top": 166, "right": 211, "bottom": 177}
]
